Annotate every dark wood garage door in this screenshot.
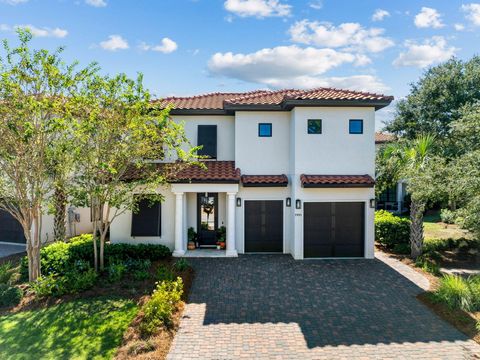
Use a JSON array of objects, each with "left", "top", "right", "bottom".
[
  {"left": 304, "top": 202, "right": 364, "bottom": 258},
  {"left": 0, "top": 210, "right": 26, "bottom": 244},
  {"left": 245, "top": 200, "right": 283, "bottom": 253}
]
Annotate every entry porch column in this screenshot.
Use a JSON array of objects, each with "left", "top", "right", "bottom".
[
  {"left": 173, "top": 192, "right": 185, "bottom": 257},
  {"left": 226, "top": 192, "right": 238, "bottom": 257}
]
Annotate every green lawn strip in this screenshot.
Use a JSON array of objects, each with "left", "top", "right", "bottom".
[{"left": 0, "top": 296, "right": 138, "bottom": 360}]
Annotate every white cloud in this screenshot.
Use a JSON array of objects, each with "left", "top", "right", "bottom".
[
  {"left": 372, "top": 9, "right": 390, "bottom": 22},
  {"left": 289, "top": 20, "right": 394, "bottom": 53},
  {"left": 461, "top": 3, "right": 480, "bottom": 26},
  {"left": 0, "top": 0, "right": 28, "bottom": 4},
  {"left": 224, "top": 0, "right": 291, "bottom": 18},
  {"left": 309, "top": 0, "right": 322, "bottom": 10},
  {"left": 85, "top": 0, "right": 106, "bottom": 7},
  {"left": 208, "top": 45, "right": 379, "bottom": 91},
  {"left": 454, "top": 23, "right": 465, "bottom": 31},
  {"left": 414, "top": 7, "right": 444, "bottom": 28},
  {"left": 393, "top": 36, "right": 457, "bottom": 68},
  {"left": 99, "top": 35, "right": 129, "bottom": 51},
  {"left": 139, "top": 38, "right": 178, "bottom": 54},
  {"left": 0, "top": 24, "right": 68, "bottom": 38}
]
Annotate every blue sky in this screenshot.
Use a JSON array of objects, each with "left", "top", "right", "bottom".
[{"left": 1, "top": 0, "right": 480, "bottom": 127}]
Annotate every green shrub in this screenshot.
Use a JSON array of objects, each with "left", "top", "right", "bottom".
[
  {"left": 125, "top": 259, "right": 151, "bottom": 272},
  {"left": 415, "top": 255, "right": 441, "bottom": 275},
  {"left": 107, "top": 261, "right": 127, "bottom": 283},
  {"left": 467, "top": 276, "right": 480, "bottom": 311},
  {"left": 375, "top": 210, "right": 411, "bottom": 248},
  {"left": 440, "top": 209, "right": 457, "bottom": 224},
  {"left": 20, "top": 235, "right": 171, "bottom": 278},
  {"left": 392, "top": 243, "right": 410, "bottom": 254},
  {"left": 32, "top": 273, "right": 68, "bottom": 297},
  {"left": 140, "top": 277, "right": 183, "bottom": 336},
  {"left": 0, "top": 262, "right": 20, "bottom": 285},
  {"left": 435, "top": 275, "right": 473, "bottom": 311},
  {"left": 0, "top": 284, "right": 23, "bottom": 307},
  {"left": 156, "top": 265, "right": 175, "bottom": 282},
  {"left": 133, "top": 270, "right": 150, "bottom": 281},
  {"left": 173, "top": 258, "right": 190, "bottom": 272},
  {"left": 64, "top": 268, "right": 98, "bottom": 293}
]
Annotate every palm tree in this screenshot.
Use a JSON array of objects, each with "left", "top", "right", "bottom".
[{"left": 380, "top": 134, "right": 436, "bottom": 259}]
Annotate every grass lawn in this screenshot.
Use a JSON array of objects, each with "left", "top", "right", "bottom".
[
  {"left": 0, "top": 297, "right": 138, "bottom": 360},
  {"left": 413, "top": 212, "right": 469, "bottom": 240}
]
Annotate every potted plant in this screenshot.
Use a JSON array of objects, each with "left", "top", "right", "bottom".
[
  {"left": 187, "top": 227, "right": 197, "bottom": 250},
  {"left": 216, "top": 226, "right": 226, "bottom": 250}
]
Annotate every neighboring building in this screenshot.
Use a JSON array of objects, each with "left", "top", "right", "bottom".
[
  {"left": 0, "top": 206, "right": 93, "bottom": 245},
  {"left": 109, "top": 88, "right": 393, "bottom": 259},
  {"left": 374, "top": 132, "right": 407, "bottom": 213}
]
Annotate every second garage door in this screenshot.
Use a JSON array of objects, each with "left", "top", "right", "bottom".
[
  {"left": 304, "top": 202, "right": 364, "bottom": 258},
  {"left": 245, "top": 200, "right": 283, "bottom": 253}
]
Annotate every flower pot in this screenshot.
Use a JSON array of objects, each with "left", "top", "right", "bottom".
[
  {"left": 187, "top": 241, "right": 196, "bottom": 250},
  {"left": 216, "top": 245, "right": 221, "bottom": 250}
]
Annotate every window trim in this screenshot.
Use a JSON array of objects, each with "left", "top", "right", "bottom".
[
  {"left": 349, "top": 119, "right": 364, "bottom": 134},
  {"left": 258, "top": 123, "right": 272, "bottom": 137},
  {"left": 307, "top": 119, "right": 322, "bottom": 134}
]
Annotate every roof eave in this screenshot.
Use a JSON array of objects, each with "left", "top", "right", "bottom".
[
  {"left": 283, "top": 99, "right": 393, "bottom": 111},
  {"left": 302, "top": 183, "right": 375, "bottom": 188}
]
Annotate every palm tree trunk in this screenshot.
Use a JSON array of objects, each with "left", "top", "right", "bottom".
[
  {"left": 410, "top": 200, "right": 425, "bottom": 259},
  {"left": 53, "top": 185, "right": 67, "bottom": 242}
]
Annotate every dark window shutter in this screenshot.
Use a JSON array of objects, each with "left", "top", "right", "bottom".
[
  {"left": 198, "top": 125, "right": 217, "bottom": 159},
  {"left": 131, "top": 198, "right": 161, "bottom": 237}
]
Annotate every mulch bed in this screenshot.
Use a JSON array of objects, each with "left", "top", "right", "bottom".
[{"left": 0, "top": 257, "right": 195, "bottom": 360}]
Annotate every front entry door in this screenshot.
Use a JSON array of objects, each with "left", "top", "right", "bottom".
[{"left": 197, "top": 193, "right": 218, "bottom": 246}]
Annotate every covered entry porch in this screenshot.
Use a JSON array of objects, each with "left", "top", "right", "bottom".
[{"left": 171, "top": 182, "right": 239, "bottom": 257}]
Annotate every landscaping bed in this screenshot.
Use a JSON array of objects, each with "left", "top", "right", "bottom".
[
  {"left": 375, "top": 209, "right": 480, "bottom": 346},
  {"left": 0, "top": 235, "right": 194, "bottom": 360}
]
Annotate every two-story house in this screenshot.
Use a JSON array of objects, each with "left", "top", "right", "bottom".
[{"left": 110, "top": 88, "right": 393, "bottom": 259}]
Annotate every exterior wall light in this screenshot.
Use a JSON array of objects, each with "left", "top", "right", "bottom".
[
  {"left": 295, "top": 199, "right": 302, "bottom": 209},
  {"left": 236, "top": 197, "right": 242, "bottom": 207},
  {"left": 369, "top": 199, "right": 376, "bottom": 208},
  {"left": 286, "top": 197, "right": 291, "bottom": 207}
]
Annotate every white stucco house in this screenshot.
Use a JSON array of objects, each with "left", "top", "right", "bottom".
[{"left": 109, "top": 88, "right": 393, "bottom": 259}]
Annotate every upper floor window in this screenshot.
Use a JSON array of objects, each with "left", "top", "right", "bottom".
[
  {"left": 349, "top": 119, "right": 363, "bottom": 134},
  {"left": 197, "top": 125, "right": 217, "bottom": 159},
  {"left": 308, "top": 119, "right": 322, "bottom": 134},
  {"left": 258, "top": 123, "right": 272, "bottom": 137}
]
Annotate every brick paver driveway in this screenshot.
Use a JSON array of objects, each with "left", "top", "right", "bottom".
[{"left": 168, "top": 255, "right": 480, "bottom": 359}]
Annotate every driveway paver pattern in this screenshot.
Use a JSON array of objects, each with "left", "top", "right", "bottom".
[{"left": 168, "top": 255, "right": 480, "bottom": 359}]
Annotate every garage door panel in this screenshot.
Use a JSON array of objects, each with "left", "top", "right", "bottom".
[
  {"left": 304, "top": 202, "right": 364, "bottom": 258},
  {"left": 0, "top": 210, "right": 26, "bottom": 244},
  {"left": 245, "top": 200, "right": 283, "bottom": 253}
]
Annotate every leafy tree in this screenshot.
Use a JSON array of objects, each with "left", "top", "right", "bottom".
[
  {"left": 378, "top": 135, "right": 438, "bottom": 258},
  {"left": 70, "top": 73, "right": 199, "bottom": 271},
  {"left": 386, "top": 57, "right": 480, "bottom": 156},
  {"left": 0, "top": 30, "right": 95, "bottom": 280}
]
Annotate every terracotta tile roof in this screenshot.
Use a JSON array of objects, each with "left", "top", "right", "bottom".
[
  {"left": 122, "top": 161, "right": 240, "bottom": 183},
  {"left": 375, "top": 132, "right": 395, "bottom": 144},
  {"left": 241, "top": 174, "right": 288, "bottom": 187},
  {"left": 300, "top": 174, "right": 375, "bottom": 188},
  {"left": 157, "top": 88, "right": 393, "bottom": 111},
  {"left": 174, "top": 161, "right": 240, "bottom": 183}
]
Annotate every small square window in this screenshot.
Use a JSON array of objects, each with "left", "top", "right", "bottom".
[
  {"left": 308, "top": 119, "right": 322, "bottom": 134},
  {"left": 258, "top": 123, "right": 272, "bottom": 137},
  {"left": 349, "top": 119, "right": 363, "bottom": 134}
]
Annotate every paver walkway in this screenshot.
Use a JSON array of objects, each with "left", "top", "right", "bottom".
[{"left": 168, "top": 255, "right": 480, "bottom": 360}]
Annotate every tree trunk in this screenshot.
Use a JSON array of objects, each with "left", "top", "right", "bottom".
[
  {"left": 92, "top": 204, "right": 99, "bottom": 272},
  {"left": 27, "top": 212, "right": 42, "bottom": 281},
  {"left": 99, "top": 230, "right": 106, "bottom": 271},
  {"left": 410, "top": 200, "right": 425, "bottom": 259},
  {"left": 53, "top": 185, "right": 67, "bottom": 242}
]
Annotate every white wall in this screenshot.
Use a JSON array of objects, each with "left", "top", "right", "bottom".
[
  {"left": 109, "top": 185, "right": 176, "bottom": 250},
  {"left": 291, "top": 107, "right": 375, "bottom": 176},
  {"left": 172, "top": 115, "right": 235, "bottom": 161},
  {"left": 235, "top": 111, "right": 290, "bottom": 174}
]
